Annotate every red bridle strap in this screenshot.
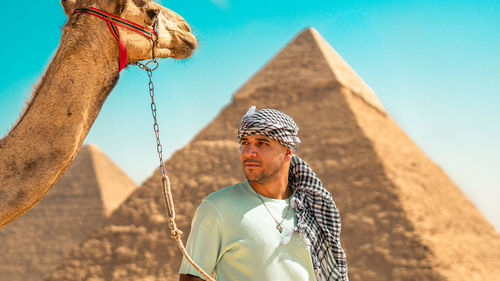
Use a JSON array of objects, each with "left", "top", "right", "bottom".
[{"left": 73, "top": 7, "right": 159, "bottom": 72}]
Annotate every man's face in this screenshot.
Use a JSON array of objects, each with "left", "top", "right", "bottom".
[{"left": 239, "top": 134, "right": 288, "bottom": 184}]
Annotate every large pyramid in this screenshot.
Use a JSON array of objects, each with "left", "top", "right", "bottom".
[
  {"left": 46, "top": 28, "right": 500, "bottom": 281},
  {"left": 0, "top": 144, "right": 137, "bottom": 281}
]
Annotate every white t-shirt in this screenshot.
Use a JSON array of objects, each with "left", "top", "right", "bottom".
[{"left": 179, "top": 181, "right": 317, "bottom": 281}]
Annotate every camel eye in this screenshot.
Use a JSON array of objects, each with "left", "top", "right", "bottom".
[
  {"left": 146, "top": 9, "right": 159, "bottom": 21},
  {"left": 133, "top": 0, "right": 148, "bottom": 6}
]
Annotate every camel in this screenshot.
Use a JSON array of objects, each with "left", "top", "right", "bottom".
[{"left": 0, "top": 0, "right": 197, "bottom": 229}]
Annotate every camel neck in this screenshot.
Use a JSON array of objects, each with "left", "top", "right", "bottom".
[
  {"left": 0, "top": 20, "right": 121, "bottom": 228},
  {"left": 8, "top": 24, "right": 120, "bottom": 145}
]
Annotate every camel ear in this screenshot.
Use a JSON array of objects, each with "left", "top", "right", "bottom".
[{"left": 61, "top": 0, "right": 78, "bottom": 16}]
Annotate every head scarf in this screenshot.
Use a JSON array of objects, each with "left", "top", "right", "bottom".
[
  {"left": 237, "top": 106, "right": 349, "bottom": 281},
  {"left": 237, "top": 106, "right": 301, "bottom": 151}
]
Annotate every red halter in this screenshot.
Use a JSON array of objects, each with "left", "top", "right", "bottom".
[{"left": 73, "top": 7, "right": 159, "bottom": 72}]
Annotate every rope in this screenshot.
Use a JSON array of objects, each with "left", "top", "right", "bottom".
[
  {"left": 79, "top": 5, "right": 210, "bottom": 278},
  {"left": 73, "top": 7, "right": 158, "bottom": 72},
  {"left": 137, "top": 56, "right": 215, "bottom": 280},
  {"left": 161, "top": 175, "right": 215, "bottom": 281}
]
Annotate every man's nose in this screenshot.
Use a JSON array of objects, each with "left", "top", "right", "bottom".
[{"left": 241, "top": 144, "right": 258, "bottom": 157}]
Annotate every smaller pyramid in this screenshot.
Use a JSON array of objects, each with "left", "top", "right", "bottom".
[{"left": 0, "top": 144, "right": 137, "bottom": 281}]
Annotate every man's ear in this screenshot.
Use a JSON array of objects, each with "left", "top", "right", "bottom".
[
  {"left": 61, "top": 0, "right": 78, "bottom": 16},
  {"left": 285, "top": 147, "right": 293, "bottom": 160}
]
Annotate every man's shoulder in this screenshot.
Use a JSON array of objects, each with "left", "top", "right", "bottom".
[
  {"left": 197, "top": 181, "right": 252, "bottom": 225},
  {"left": 202, "top": 181, "right": 250, "bottom": 209}
]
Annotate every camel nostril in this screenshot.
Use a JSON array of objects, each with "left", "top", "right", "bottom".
[{"left": 180, "top": 22, "right": 191, "bottom": 33}]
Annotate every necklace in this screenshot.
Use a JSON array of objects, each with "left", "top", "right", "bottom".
[{"left": 254, "top": 190, "right": 291, "bottom": 233}]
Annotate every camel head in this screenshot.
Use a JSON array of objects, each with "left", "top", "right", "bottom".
[
  {"left": 61, "top": 0, "right": 197, "bottom": 62},
  {"left": 0, "top": 0, "right": 197, "bottom": 230}
]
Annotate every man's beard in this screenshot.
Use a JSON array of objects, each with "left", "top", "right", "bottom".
[
  {"left": 244, "top": 165, "right": 281, "bottom": 184},
  {"left": 242, "top": 156, "right": 284, "bottom": 184}
]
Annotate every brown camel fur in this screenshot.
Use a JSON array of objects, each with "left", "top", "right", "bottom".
[{"left": 0, "top": 0, "right": 197, "bottom": 229}]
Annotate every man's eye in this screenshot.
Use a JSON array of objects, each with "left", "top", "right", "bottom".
[{"left": 258, "top": 142, "right": 268, "bottom": 146}]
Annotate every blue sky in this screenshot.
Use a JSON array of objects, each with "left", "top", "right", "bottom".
[{"left": 0, "top": 0, "right": 498, "bottom": 230}]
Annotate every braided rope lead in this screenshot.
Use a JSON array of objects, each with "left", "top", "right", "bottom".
[
  {"left": 137, "top": 36, "right": 215, "bottom": 280},
  {"left": 161, "top": 176, "right": 216, "bottom": 281}
]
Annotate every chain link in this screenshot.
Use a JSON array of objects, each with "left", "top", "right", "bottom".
[
  {"left": 136, "top": 36, "right": 166, "bottom": 178},
  {"left": 136, "top": 30, "right": 216, "bottom": 281},
  {"left": 137, "top": 35, "right": 177, "bottom": 220}
]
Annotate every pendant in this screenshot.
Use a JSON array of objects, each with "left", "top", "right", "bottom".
[{"left": 276, "top": 224, "right": 283, "bottom": 233}]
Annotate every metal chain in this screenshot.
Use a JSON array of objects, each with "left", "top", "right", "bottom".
[
  {"left": 136, "top": 38, "right": 176, "bottom": 220},
  {"left": 136, "top": 48, "right": 162, "bottom": 174},
  {"left": 136, "top": 34, "right": 216, "bottom": 281},
  {"left": 254, "top": 190, "right": 291, "bottom": 233}
]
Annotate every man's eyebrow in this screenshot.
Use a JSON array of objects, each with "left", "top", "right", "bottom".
[{"left": 256, "top": 138, "right": 271, "bottom": 142}]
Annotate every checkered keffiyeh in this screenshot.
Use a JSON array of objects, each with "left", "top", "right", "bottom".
[
  {"left": 289, "top": 155, "right": 348, "bottom": 281},
  {"left": 237, "top": 106, "right": 301, "bottom": 151},
  {"left": 237, "top": 106, "right": 348, "bottom": 281}
]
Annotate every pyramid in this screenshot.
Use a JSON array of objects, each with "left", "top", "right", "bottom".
[
  {"left": 46, "top": 28, "right": 500, "bottom": 281},
  {"left": 0, "top": 144, "right": 137, "bottom": 281}
]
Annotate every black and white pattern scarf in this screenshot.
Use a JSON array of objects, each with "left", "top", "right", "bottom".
[
  {"left": 237, "top": 106, "right": 301, "bottom": 151},
  {"left": 289, "top": 155, "right": 348, "bottom": 281},
  {"left": 238, "top": 106, "right": 348, "bottom": 281}
]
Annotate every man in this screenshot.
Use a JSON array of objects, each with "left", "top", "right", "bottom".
[{"left": 179, "top": 106, "right": 348, "bottom": 281}]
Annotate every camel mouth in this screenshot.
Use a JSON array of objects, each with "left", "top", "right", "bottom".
[
  {"left": 181, "top": 34, "right": 197, "bottom": 50},
  {"left": 162, "top": 31, "right": 198, "bottom": 59}
]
